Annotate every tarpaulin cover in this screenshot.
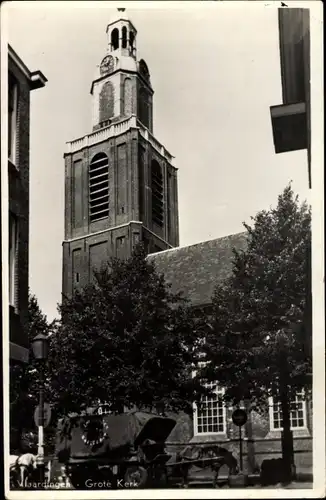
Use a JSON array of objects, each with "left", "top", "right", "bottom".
[{"left": 55, "top": 411, "right": 176, "bottom": 462}]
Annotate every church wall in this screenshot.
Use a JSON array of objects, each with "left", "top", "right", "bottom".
[
  {"left": 64, "top": 154, "right": 73, "bottom": 240},
  {"left": 138, "top": 143, "right": 146, "bottom": 223},
  {"left": 165, "top": 399, "right": 312, "bottom": 475},
  {"left": 137, "top": 138, "right": 178, "bottom": 247},
  {"left": 62, "top": 221, "right": 144, "bottom": 297},
  {"left": 72, "top": 159, "right": 83, "bottom": 229},
  {"left": 172, "top": 169, "right": 180, "bottom": 247},
  {"left": 63, "top": 124, "right": 177, "bottom": 296},
  {"left": 129, "top": 134, "right": 139, "bottom": 221},
  {"left": 92, "top": 70, "right": 152, "bottom": 130},
  {"left": 64, "top": 129, "right": 141, "bottom": 240},
  {"left": 116, "top": 142, "right": 128, "bottom": 222},
  {"left": 138, "top": 139, "right": 150, "bottom": 228}
]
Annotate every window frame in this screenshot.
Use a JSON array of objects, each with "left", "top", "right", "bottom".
[
  {"left": 268, "top": 391, "right": 308, "bottom": 431},
  {"left": 138, "top": 87, "right": 150, "bottom": 129},
  {"left": 151, "top": 160, "right": 164, "bottom": 227},
  {"left": 192, "top": 363, "right": 227, "bottom": 436},
  {"left": 89, "top": 153, "right": 110, "bottom": 223}
]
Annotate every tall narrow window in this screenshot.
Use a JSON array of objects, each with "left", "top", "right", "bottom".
[
  {"left": 8, "top": 73, "right": 18, "bottom": 162},
  {"left": 151, "top": 160, "right": 164, "bottom": 227},
  {"left": 269, "top": 391, "right": 307, "bottom": 430},
  {"left": 138, "top": 87, "right": 150, "bottom": 128},
  {"left": 138, "top": 147, "right": 145, "bottom": 220},
  {"left": 129, "top": 31, "right": 135, "bottom": 49},
  {"left": 72, "top": 249, "right": 81, "bottom": 291},
  {"left": 89, "top": 153, "right": 109, "bottom": 222},
  {"left": 123, "top": 78, "right": 133, "bottom": 116},
  {"left": 122, "top": 26, "right": 127, "bottom": 48},
  {"left": 9, "top": 212, "right": 17, "bottom": 307},
  {"left": 194, "top": 383, "right": 226, "bottom": 435},
  {"left": 167, "top": 171, "right": 172, "bottom": 236},
  {"left": 99, "top": 81, "right": 114, "bottom": 123},
  {"left": 116, "top": 236, "right": 125, "bottom": 258},
  {"left": 111, "top": 28, "right": 119, "bottom": 50}
]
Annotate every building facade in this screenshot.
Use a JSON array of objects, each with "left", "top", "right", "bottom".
[
  {"left": 270, "top": 8, "right": 311, "bottom": 188},
  {"left": 62, "top": 9, "right": 179, "bottom": 298},
  {"left": 148, "top": 237, "right": 312, "bottom": 475},
  {"left": 62, "top": 10, "right": 312, "bottom": 475},
  {"left": 8, "top": 45, "right": 47, "bottom": 363}
]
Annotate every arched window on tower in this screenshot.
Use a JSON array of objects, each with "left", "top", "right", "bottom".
[
  {"left": 138, "top": 87, "right": 150, "bottom": 128},
  {"left": 129, "top": 31, "right": 135, "bottom": 49},
  {"left": 123, "top": 78, "right": 133, "bottom": 115},
  {"left": 151, "top": 160, "right": 164, "bottom": 227},
  {"left": 99, "top": 81, "right": 114, "bottom": 124},
  {"left": 122, "top": 26, "right": 127, "bottom": 48},
  {"left": 89, "top": 153, "right": 110, "bottom": 222},
  {"left": 111, "top": 28, "right": 119, "bottom": 50}
]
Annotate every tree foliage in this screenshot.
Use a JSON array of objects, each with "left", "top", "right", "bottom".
[
  {"left": 10, "top": 294, "right": 53, "bottom": 451},
  {"left": 49, "top": 245, "right": 205, "bottom": 417},
  {"left": 199, "top": 184, "right": 312, "bottom": 407}
]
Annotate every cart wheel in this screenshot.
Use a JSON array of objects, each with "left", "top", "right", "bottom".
[{"left": 124, "top": 466, "right": 148, "bottom": 488}]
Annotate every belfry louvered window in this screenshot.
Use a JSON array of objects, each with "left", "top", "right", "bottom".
[
  {"left": 151, "top": 160, "right": 164, "bottom": 227},
  {"left": 89, "top": 153, "right": 109, "bottom": 222}
]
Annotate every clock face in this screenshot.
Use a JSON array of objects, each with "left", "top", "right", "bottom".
[{"left": 100, "top": 55, "right": 114, "bottom": 75}]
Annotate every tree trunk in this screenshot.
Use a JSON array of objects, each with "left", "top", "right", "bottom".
[{"left": 279, "top": 347, "right": 296, "bottom": 483}]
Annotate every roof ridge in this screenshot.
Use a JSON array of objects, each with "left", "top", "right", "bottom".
[{"left": 147, "top": 231, "right": 247, "bottom": 258}]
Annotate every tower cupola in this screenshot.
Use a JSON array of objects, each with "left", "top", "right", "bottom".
[{"left": 106, "top": 8, "right": 137, "bottom": 59}]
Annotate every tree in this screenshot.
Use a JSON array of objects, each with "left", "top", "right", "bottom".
[
  {"left": 200, "top": 184, "right": 311, "bottom": 479},
  {"left": 10, "top": 294, "right": 53, "bottom": 452},
  {"left": 49, "top": 245, "right": 205, "bottom": 417}
]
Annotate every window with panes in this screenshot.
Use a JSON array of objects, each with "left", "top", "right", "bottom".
[
  {"left": 151, "top": 160, "right": 163, "bottom": 227},
  {"left": 270, "top": 391, "right": 307, "bottom": 430},
  {"left": 89, "top": 153, "right": 109, "bottom": 222},
  {"left": 194, "top": 382, "right": 226, "bottom": 434}
]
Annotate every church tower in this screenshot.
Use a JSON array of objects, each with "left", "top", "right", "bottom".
[{"left": 62, "top": 9, "right": 179, "bottom": 297}]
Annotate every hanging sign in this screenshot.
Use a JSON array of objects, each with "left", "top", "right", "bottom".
[{"left": 232, "top": 408, "right": 247, "bottom": 427}]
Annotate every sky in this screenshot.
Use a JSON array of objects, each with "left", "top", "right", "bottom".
[{"left": 5, "top": 1, "right": 311, "bottom": 321}]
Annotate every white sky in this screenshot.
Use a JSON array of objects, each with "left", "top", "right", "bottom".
[{"left": 6, "top": 1, "right": 311, "bottom": 321}]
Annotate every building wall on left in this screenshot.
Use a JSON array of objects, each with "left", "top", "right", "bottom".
[{"left": 8, "top": 46, "right": 47, "bottom": 364}]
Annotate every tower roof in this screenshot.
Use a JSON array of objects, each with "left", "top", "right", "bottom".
[{"left": 106, "top": 7, "right": 137, "bottom": 33}]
